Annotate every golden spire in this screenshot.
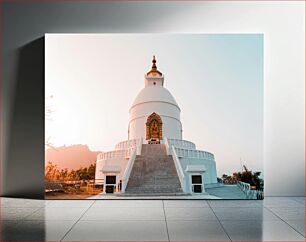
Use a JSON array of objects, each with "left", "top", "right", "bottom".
[
  {"left": 152, "top": 55, "right": 157, "bottom": 69},
  {"left": 147, "top": 55, "right": 162, "bottom": 76}
]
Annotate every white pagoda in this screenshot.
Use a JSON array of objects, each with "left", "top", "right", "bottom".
[{"left": 95, "top": 56, "right": 218, "bottom": 195}]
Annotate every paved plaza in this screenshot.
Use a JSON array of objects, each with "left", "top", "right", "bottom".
[{"left": 0, "top": 197, "right": 305, "bottom": 241}]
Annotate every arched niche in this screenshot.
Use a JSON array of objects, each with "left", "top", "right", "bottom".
[{"left": 146, "top": 112, "right": 163, "bottom": 143}]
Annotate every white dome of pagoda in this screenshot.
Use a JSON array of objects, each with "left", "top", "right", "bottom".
[
  {"left": 131, "top": 85, "right": 179, "bottom": 110},
  {"left": 128, "top": 56, "right": 182, "bottom": 142}
]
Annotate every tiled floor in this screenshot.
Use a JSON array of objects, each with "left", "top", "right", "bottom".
[{"left": 0, "top": 197, "right": 305, "bottom": 241}]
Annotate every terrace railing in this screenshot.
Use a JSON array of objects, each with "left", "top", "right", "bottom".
[{"left": 237, "top": 181, "right": 264, "bottom": 200}]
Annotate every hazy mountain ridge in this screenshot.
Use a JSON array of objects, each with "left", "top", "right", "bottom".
[{"left": 45, "top": 144, "right": 102, "bottom": 170}]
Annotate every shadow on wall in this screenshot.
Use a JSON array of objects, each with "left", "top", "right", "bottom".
[{"left": 4, "top": 37, "right": 45, "bottom": 199}]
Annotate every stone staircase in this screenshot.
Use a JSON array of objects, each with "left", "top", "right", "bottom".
[{"left": 125, "top": 144, "right": 183, "bottom": 194}]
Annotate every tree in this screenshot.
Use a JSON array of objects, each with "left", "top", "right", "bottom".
[
  {"left": 88, "top": 164, "right": 96, "bottom": 180},
  {"left": 221, "top": 165, "right": 263, "bottom": 189},
  {"left": 45, "top": 162, "right": 96, "bottom": 182}
]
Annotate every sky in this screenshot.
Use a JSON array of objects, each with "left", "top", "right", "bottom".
[{"left": 45, "top": 33, "right": 263, "bottom": 177}]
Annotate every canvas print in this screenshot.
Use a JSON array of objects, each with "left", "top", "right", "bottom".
[{"left": 45, "top": 34, "right": 263, "bottom": 199}]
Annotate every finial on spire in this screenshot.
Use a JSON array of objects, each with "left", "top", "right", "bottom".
[
  {"left": 147, "top": 55, "right": 162, "bottom": 76},
  {"left": 152, "top": 55, "right": 157, "bottom": 69}
]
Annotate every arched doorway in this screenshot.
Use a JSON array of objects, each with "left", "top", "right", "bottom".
[{"left": 146, "top": 112, "right": 162, "bottom": 144}]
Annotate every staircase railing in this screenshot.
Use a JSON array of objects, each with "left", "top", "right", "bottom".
[
  {"left": 121, "top": 147, "right": 137, "bottom": 193},
  {"left": 171, "top": 146, "right": 186, "bottom": 192},
  {"left": 165, "top": 137, "right": 186, "bottom": 192},
  {"left": 121, "top": 138, "right": 142, "bottom": 193}
]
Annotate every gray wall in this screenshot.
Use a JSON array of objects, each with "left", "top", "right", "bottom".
[{"left": 1, "top": 2, "right": 304, "bottom": 198}]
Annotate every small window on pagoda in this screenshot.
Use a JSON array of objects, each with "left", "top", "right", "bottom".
[{"left": 192, "top": 175, "right": 202, "bottom": 184}]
